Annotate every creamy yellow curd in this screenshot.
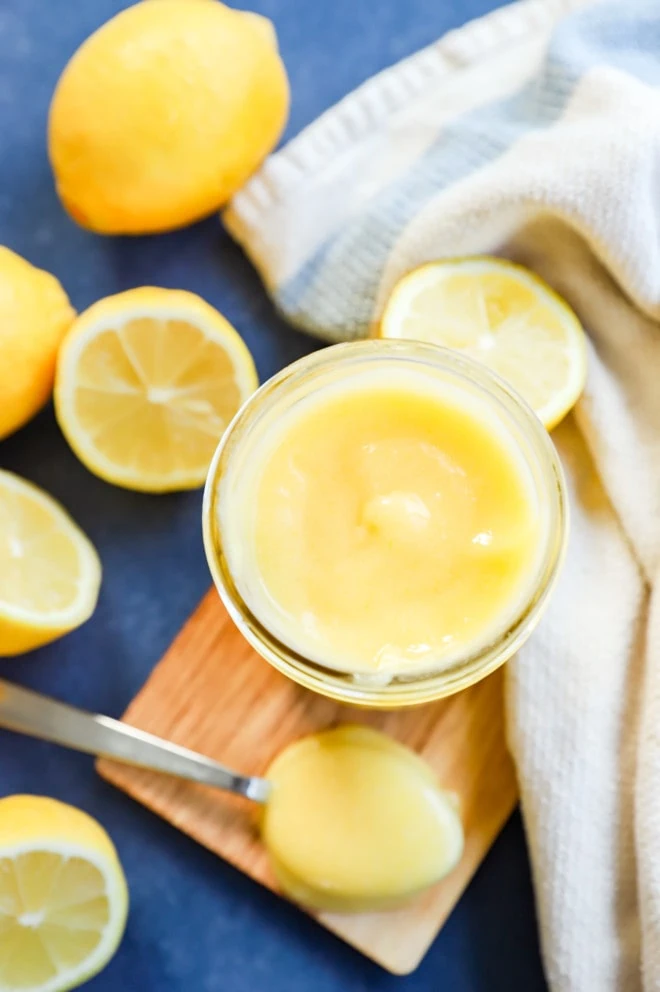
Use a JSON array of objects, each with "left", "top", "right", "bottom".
[
  {"left": 205, "top": 341, "right": 566, "bottom": 704},
  {"left": 217, "top": 363, "right": 545, "bottom": 678},
  {"left": 261, "top": 726, "right": 464, "bottom": 912}
]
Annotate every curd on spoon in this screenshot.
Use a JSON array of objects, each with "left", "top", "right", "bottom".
[{"left": 261, "top": 726, "right": 464, "bottom": 912}]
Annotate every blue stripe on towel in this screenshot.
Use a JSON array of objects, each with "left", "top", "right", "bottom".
[{"left": 277, "top": 0, "right": 660, "bottom": 341}]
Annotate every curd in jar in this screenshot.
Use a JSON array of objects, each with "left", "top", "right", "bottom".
[{"left": 204, "top": 342, "right": 566, "bottom": 705}]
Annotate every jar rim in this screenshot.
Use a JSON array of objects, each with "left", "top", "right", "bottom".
[{"left": 203, "top": 340, "right": 568, "bottom": 708}]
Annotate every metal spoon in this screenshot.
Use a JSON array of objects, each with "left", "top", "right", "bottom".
[{"left": 0, "top": 677, "right": 270, "bottom": 803}]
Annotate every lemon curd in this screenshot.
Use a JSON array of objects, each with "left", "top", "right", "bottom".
[
  {"left": 205, "top": 342, "right": 566, "bottom": 705},
  {"left": 246, "top": 378, "right": 542, "bottom": 677},
  {"left": 261, "top": 726, "right": 464, "bottom": 912}
]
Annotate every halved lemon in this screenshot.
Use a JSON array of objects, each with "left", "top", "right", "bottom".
[
  {"left": 379, "top": 257, "right": 587, "bottom": 430},
  {"left": 0, "top": 795, "right": 128, "bottom": 992},
  {"left": 0, "top": 471, "right": 101, "bottom": 656},
  {"left": 55, "top": 288, "right": 259, "bottom": 492}
]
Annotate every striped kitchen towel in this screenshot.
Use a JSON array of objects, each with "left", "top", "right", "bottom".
[{"left": 225, "top": 2, "right": 660, "bottom": 990}]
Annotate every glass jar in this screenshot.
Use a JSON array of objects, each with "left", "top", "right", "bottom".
[{"left": 203, "top": 340, "right": 567, "bottom": 708}]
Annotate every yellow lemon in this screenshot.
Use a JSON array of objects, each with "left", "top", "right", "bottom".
[
  {"left": 0, "top": 795, "right": 128, "bottom": 991},
  {"left": 0, "top": 470, "right": 101, "bottom": 656},
  {"left": 0, "top": 247, "right": 75, "bottom": 441},
  {"left": 380, "top": 257, "right": 588, "bottom": 430},
  {"left": 54, "top": 287, "right": 258, "bottom": 492},
  {"left": 48, "top": 0, "right": 289, "bottom": 234}
]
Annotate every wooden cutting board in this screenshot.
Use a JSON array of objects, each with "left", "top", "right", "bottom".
[{"left": 98, "top": 589, "right": 518, "bottom": 975}]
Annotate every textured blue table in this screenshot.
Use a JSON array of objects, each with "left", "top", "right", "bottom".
[{"left": 0, "top": 1, "right": 548, "bottom": 989}]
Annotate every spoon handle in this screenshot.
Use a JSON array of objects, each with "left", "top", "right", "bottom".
[{"left": 0, "top": 677, "right": 269, "bottom": 803}]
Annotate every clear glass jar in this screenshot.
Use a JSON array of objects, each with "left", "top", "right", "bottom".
[{"left": 203, "top": 341, "right": 567, "bottom": 708}]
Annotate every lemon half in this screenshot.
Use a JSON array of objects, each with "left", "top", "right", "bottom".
[
  {"left": 380, "top": 257, "right": 587, "bottom": 430},
  {"left": 0, "top": 471, "right": 101, "bottom": 656},
  {"left": 0, "top": 795, "right": 128, "bottom": 992},
  {"left": 55, "top": 288, "right": 258, "bottom": 492}
]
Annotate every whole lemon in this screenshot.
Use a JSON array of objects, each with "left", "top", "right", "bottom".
[
  {"left": 0, "top": 247, "right": 75, "bottom": 440},
  {"left": 48, "top": 0, "right": 290, "bottom": 234}
]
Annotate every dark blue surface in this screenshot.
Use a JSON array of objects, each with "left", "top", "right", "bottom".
[{"left": 0, "top": 1, "right": 548, "bottom": 989}]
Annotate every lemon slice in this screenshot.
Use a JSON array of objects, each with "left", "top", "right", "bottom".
[
  {"left": 0, "top": 471, "right": 101, "bottom": 656},
  {"left": 0, "top": 795, "right": 128, "bottom": 992},
  {"left": 379, "top": 257, "right": 587, "bottom": 429},
  {"left": 55, "top": 288, "right": 259, "bottom": 492}
]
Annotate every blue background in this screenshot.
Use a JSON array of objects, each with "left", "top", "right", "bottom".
[{"left": 0, "top": 1, "right": 548, "bottom": 989}]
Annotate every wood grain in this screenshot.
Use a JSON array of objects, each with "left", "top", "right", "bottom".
[{"left": 98, "top": 588, "right": 518, "bottom": 975}]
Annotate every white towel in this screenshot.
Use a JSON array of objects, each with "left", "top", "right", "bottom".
[{"left": 224, "top": 1, "right": 660, "bottom": 988}]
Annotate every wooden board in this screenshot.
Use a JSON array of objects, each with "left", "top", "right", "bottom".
[{"left": 98, "top": 589, "right": 518, "bottom": 975}]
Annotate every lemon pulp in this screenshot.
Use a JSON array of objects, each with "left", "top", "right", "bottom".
[
  {"left": 380, "top": 256, "right": 587, "bottom": 429},
  {"left": 55, "top": 288, "right": 258, "bottom": 492},
  {"left": 0, "top": 471, "right": 100, "bottom": 656},
  {"left": 0, "top": 796, "right": 128, "bottom": 992}
]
